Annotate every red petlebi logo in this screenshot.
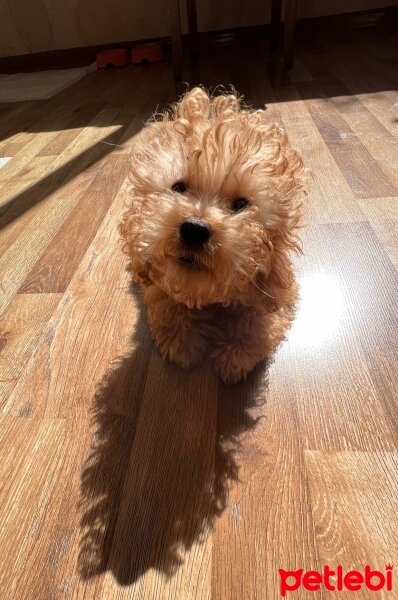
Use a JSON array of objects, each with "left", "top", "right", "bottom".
[{"left": 279, "top": 564, "right": 394, "bottom": 596}]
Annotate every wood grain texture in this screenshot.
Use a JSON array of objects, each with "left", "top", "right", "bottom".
[
  {"left": 105, "top": 357, "right": 218, "bottom": 598},
  {"left": 306, "top": 451, "right": 398, "bottom": 598},
  {"left": 296, "top": 82, "right": 398, "bottom": 199},
  {"left": 3, "top": 186, "right": 137, "bottom": 418},
  {"left": 323, "top": 222, "right": 398, "bottom": 443},
  {"left": 0, "top": 166, "right": 100, "bottom": 317},
  {"left": 288, "top": 223, "right": 397, "bottom": 452},
  {"left": 212, "top": 359, "right": 321, "bottom": 600},
  {"left": 0, "top": 293, "right": 61, "bottom": 406},
  {"left": 0, "top": 17, "right": 397, "bottom": 600},
  {"left": 0, "top": 156, "right": 58, "bottom": 211},
  {"left": 0, "top": 140, "right": 26, "bottom": 157},
  {"left": 360, "top": 197, "right": 398, "bottom": 269},
  {"left": 0, "top": 417, "right": 66, "bottom": 599},
  {"left": 19, "top": 155, "right": 128, "bottom": 293},
  {"left": 320, "top": 80, "right": 398, "bottom": 190},
  {"left": 36, "top": 110, "right": 98, "bottom": 157},
  {"left": 274, "top": 90, "right": 366, "bottom": 225}
]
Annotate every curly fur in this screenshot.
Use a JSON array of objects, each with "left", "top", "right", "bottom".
[{"left": 120, "top": 87, "right": 307, "bottom": 383}]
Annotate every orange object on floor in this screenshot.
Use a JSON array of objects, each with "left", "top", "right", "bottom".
[
  {"left": 96, "top": 48, "right": 129, "bottom": 69},
  {"left": 131, "top": 42, "right": 164, "bottom": 65}
]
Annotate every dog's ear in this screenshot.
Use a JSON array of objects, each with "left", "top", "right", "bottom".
[
  {"left": 176, "top": 87, "right": 210, "bottom": 122},
  {"left": 257, "top": 129, "right": 307, "bottom": 296},
  {"left": 175, "top": 88, "right": 241, "bottom": 125},
  {"left": 119, "top": 213, "right": 153, "bottom": 287},
  {"left": 210, "top": 92, "right": 240, "bottom": 119}
]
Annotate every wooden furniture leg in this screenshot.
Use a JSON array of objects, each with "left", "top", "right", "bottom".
[
  {"left": 283, "top": 0, "right": 298, "bottom": 69},
  {"left": 270, "top": 0, "right": 283, "bottom": 51},
  {"left": 186, "top": 0, "right": 199, "bottom": 58},
  {"left": 169, "top": 0, "right": 183, "bottom": 80}
]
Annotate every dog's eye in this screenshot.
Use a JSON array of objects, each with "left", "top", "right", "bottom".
[
  {"left": 172, "top": 181, "right": 187, "bottom": 194},
  {"left": 232, "top": 197, "right": 249, "bottom": 212}
]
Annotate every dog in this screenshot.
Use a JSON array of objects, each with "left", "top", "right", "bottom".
[{"left": 119, "top": 88, "right": 307, "bottom": 383}]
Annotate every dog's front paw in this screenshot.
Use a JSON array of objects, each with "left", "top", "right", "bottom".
[
  {"left": 213, "top": 345, "right": 258, "bottom": 384},
  {"left": 156, "top": 329, "right": 208, "bottom": 369}
]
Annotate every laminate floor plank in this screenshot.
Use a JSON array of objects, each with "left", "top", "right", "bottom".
[
  {"left": 19, "top": 155, "right": 129, "bottom": 293},
  {"left": 3, "top": 186, "right": 142, "bottom": 418},
  {"left": 36, "top": 103, "right": 106, "bottom": 157},
  {"left": 105, "top": 357, "right": 218, "bottom": 599},
  {"left": 0, "top": 166, "right": 100, "bottom": 316},
  {"left": 0, "top": 155, "right": 59, "bottom": 212},
  {"left": 322, "top": 222, "right": 398, "bottom": 441},
  {"left": 296, "top": 82, "right": 397, "bottom": 199},
  {"left": 0, "top": 101, "right": 36, "bottom": 145},
  {"left": 304, "top": 79, "right": 398, "bottom": 190},
  {"left": 1, "top": 189, "right": 153, "bottom": 599},
  {"left": 0, "top": 293, "right": 61, "bottom": 407},
  {"left": 288, "top": 223, "right": 397, "bottom": 451},
  {"left": 0, "top": 16, "right": 397, "bottom": 600},
  {"left": 0, "top": 417, "right": 67, "bottom": 600},
  {"left": 305, "top": 451, "right": 398, "bottom": 599},
  {"left": 211, "top": 358, "right": 322, "bottom": 600},
  {"left": 0, "top": 140, "right": 26, "bottom": 157},
  {"left": 274, "top": 92, "right": 366, "bottom": 224},
  {"left": 359, "top": 197, "right": 398, "bottom": 269},
  {"left": 301, "top": 52, "right": 398, "bottom": 137}
]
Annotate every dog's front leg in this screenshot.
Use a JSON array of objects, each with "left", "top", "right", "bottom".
[
  {"left": 212, "top": 303, "right": 291, "bottom": 384},
  {"left": 144, "top": 286, "right": 211, "bottom": 369},
  {"left": 210, "top": 304, "right": 265, "bottom": 384}
]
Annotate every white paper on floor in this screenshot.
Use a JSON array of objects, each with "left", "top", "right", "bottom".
[
  {"left": 0, "top": 157, "right": 12, "bottom": 169},
  {"left": 0, "top": 63, "right": 96, "bottom": 102}
]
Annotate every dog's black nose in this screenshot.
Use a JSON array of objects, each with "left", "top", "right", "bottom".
[{"left": 179, "top": 218, "right": 211, "bottom": 247}]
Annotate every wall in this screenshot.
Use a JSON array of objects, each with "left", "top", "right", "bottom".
[{"left": 0, "top": 0, "right": 393, "bottom": 58}]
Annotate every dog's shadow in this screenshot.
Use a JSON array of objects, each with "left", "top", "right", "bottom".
[{"left": 78, "top": 289, "right": 269, "bottom": 586}]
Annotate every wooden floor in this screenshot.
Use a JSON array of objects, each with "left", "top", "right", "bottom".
[{"left": 0, "top": 16, "right": 397, "bottom": 600}]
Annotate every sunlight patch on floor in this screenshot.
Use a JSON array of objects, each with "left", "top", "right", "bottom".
[{"left": 289, "top": 272, "right": 346, "bottom": 349}]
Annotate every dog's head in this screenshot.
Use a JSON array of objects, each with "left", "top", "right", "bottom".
[{"left": 120, "top": 88, "right": 307, "bottom": 308}]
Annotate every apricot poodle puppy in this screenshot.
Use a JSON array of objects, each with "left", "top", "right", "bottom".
[{"left": 120, "top": 88, "right": 307, "bottom": 383}]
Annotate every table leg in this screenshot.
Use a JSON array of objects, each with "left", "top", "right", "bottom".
[
  {"left": 186, "top": 0, "right": 199, "bottom": 58},
  {"left": 283, "top": 0, "right": 298, "bottom": 69},
  {"left": 169, "top": 0, "right": 183, "bottom": 80},
  {"left": 270, "top": 0, "right": 283, "bottom": 51}
]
